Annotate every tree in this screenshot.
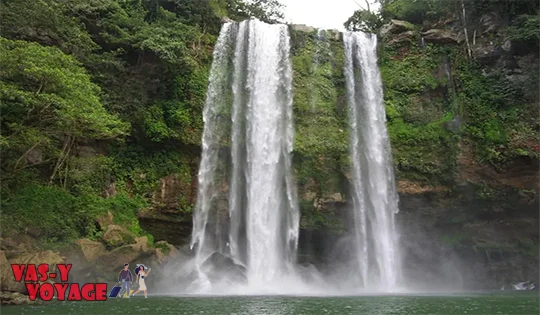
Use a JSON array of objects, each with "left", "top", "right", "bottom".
[
  {"left": 0, "top": 0, "right": 98, "bottom": 60},
  {"left": 344, "top": 9, "right": 383, "bottom": 33},
  {"left": 227, "top": 0, "right": 285, "bottom": 24},
  {"left": 0, "top": 38, "right": 128, "bottom": 182}
]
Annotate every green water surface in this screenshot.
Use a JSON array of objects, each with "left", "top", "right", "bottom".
[{"left": 1, "top": 292, "right": 538, "bottom": 315}]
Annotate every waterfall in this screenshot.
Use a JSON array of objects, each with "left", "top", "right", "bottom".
[
  {"left": 191, "top": 19, "right": 299, "bottom": 289},
  {"left": 343, "top": 31, "right": 402, "bottom": 291},
  {"left": 309, "top": 29, "right": 327, "bottom": 110},
  {"left": 190, "top": 21, "right": 402, "bottom": 294},
  {"left": 190, "top": 23, "right": 234, "bottom": 263}
]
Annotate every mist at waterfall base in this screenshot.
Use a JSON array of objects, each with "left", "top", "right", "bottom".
[{"left": 155, "top": 20, "right": 465, "bottom": 296}]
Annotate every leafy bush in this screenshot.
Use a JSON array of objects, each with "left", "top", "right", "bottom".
[
  {"left": 1, "top": 184, "right": 148, "bottom": 242},
  {"left": 0, "top": 38, "right": 128, "bottom": 184},
  {"left": 83, "top": 193, "right": 148, "bottom": 236},
  {"left": 381, "top": 0, "right": 537, "bottom": 28},
  {"left": 507, "top": 14, "right": 540, "bottom": 43},
  {"left": 0, "top": 0, "right": 299, "bottom": 244},
  {"left": 344, "top": 10, "right": 383, "bottom": 33},
  {"left": 381, "top": 0, "right": 447, "bottom": 24},
  {"left": 2, "top": 185, "right": 86, "bottom": 241},
  {"left": 111, "top": 147, "right": 193, "bottom": 199}
]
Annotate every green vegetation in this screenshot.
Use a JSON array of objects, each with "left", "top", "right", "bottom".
[
  {"left": 453, "top": 49, "right": 539, "bottom": 166},
  {"left": 379, "top": 42, "right": 460, "bottom": 184},
  {"left": 440, "top": 232, "right": 469, "bottom": 248},
  {"left": 347, "top": 0, "right": 540, "bottom": 56},
  {"left": 507, "top": 14, "right": 540, "bottom": 43},
  {"left": 369, "top": 0, "right": 539, "bottom": 260},
  {"left": 344, "top": 9, "right": 383, "bottom": 33},
  {"left": 353, "top": 0, "right": 539, "bottom": 27},
  {"left": 298, "top": 201, "right": 343, "bottom": 232},
  {"left": 0, "top": 0, "right": 284, "bottom": 243},
  {"left": 516, "top": 237, "right": 538, "bottom": 257},
  {"left": 229, "top": 0, "right": 285, "bottom": 23},
  {"left": 155, "top": 241, "right": 171, "bottom": 255},
  {"left": 345, "top": 0, "right": 539, "bottom": 182},
  {"left": 0, "top": 184, "right": 147, "bottom": 242},
  {"left": 0, "top": 0, "right": 538, "bottom": 248},
  {"left": 290, "top": 29, "right": 349, "bottom": 208},
  {"left": 381, "top": 0, "right": 448, "bottom": 24}
]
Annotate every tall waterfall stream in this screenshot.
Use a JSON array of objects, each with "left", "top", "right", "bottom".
[{"left": 189, "top": 19, "right": 402, "bottom": 294}]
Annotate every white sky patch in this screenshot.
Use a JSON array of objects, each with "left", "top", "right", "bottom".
[{"left": 281, "top": 0, "right": 380, "bottom": 31}]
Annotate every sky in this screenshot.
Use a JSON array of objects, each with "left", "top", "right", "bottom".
[{"left": 281, "top": 0, "right": 380, "bottom": 31}]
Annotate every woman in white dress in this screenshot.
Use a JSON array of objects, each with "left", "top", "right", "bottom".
[{"left": 132, "top": 265, "right": 151, "bottom": 298}]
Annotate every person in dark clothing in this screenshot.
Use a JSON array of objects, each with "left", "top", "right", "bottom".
[{"left": 118, "top": 263, "right": 133, "bottom": 298}]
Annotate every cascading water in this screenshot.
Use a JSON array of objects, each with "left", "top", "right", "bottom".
[
  {"left": 309, "top": 29, "right": 327, "bottom": 110},
  {"left": 188, "top": 21, "right": 403, "bottom": 294},
  {"left": 190, "top": 19, "right": 300, "bottom": 291},
  {"left": 343, "top": 31, "right": 402, "bottom": 291}
]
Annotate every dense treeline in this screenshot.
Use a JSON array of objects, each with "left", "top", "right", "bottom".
[
  {"left": 346, "top": 0, "right": 539, "bottom": 34},
  {"left": 381, "top": 0, "right": 539, "bottom": 25},
  {"left": 0, "top": 0, "right": 283, "bottom": 243}
]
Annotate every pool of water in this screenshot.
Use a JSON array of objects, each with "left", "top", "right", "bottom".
[{"left": 2, "top": 292, "right": 538, "bottom": 315}]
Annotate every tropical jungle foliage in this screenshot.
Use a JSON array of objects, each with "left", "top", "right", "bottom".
[
  {"left": 0, "top": 0, "right": 284, "bottom": 243},
  {"left": 0, "top": 0, "right": 538, "bottom": 246}
]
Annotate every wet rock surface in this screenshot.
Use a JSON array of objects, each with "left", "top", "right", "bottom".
[
  {"left": 0, "top": 249, "right": 65, "bottom": 296},
  {"left": 0, "top": 291, "right": 38, "bottom": 305},
  {"left": 75, "top": 238, "right": 107, "bottom": 261},
  {"left": 138, "top": 212, "right": 192, "bottom": 246},
  {"left": 421, "top": 29, "right": 460, "bottom": 45},
  {"left": 380, "top": 19, "right": 416, "bottom": 38},
  {"left": 201, "top": 252, "right": 247, "bottom": 284},
  {"left": 0, "top": 207, "right": 183, "bottom": 301}
]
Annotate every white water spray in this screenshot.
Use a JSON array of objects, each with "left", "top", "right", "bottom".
[
  {"left": 191, "top": 19, "right": 300, "bottom": 291},
  {"left": 309, "top": 29, "right": 328, "bottom": 110},
  {"left": 343, "top": 31, "right": 402, "bottom": 291},
  {"left": 189, "top": 23, "right": 404, "bottom": 294},
  {"left": 190, "top": 22, "right": 234, "bottom": 262}
]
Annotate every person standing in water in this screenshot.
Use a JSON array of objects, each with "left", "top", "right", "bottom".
[
  {"left": 132, "top": 265, "right": 151, "bottom": 298},
  {"left": 117, "top": 263, "right": 133, "bottom": 298}
]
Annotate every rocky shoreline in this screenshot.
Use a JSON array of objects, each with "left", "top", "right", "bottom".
[{"left": 0, "top": 211, "right": 179, "bottom": 305}]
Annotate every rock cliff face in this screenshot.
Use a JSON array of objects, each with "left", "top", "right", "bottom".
[
  {"left": 132, "top": 19, "right": 537, "bottom": 289},
  {"left": 17, "top": 20, "right": 530, "bottom": 293},
  {"left": 376, "top": 13, "right": 538, "bottom": 288}
]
